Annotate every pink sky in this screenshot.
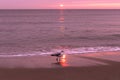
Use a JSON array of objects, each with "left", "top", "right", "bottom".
[{"left": 0, "top": 0, "right": 120, "bottom": 9}]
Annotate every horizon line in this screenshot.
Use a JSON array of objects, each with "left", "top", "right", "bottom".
[{"left": 0, "top": 8, "right": 120, "bottom": 10}]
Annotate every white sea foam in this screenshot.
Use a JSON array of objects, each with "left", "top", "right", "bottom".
[{"left": 0, "top": 46, "right": 120, "bottom": 57}]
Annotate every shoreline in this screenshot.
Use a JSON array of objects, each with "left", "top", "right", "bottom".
[
  {"left": 0, "top": 51, "right": 120, "bottom": 68},
  {"left": 0, "top": 51, "right": 120, "bottom": 80}
]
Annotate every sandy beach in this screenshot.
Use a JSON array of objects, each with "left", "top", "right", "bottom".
[{"left": 0, "top": 51, "right": 120, "bottom": 80}]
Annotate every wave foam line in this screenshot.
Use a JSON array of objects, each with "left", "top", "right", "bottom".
[
  {"left": 0, "top": 46, "right": 120, "bottom": 57},
  {"left": 52, "top": 46, "right": 120, "bottom": 54}
]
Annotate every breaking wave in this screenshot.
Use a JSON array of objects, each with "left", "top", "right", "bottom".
[{"left": 0, "top": 46, "right": 120, "bottom": 57}]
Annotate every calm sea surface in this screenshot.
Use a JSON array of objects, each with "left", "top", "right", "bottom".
[{"left": 0, "top": 9, "right": 120, "bottom": 56}]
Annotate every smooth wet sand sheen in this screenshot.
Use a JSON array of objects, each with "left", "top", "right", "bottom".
[{"left": 0, "top": 51, "right": 120, "bottom": 80}]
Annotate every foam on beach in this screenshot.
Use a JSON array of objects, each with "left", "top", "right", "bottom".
[{"left": 0, "top": 46, "right": 120, "bottom": 57}]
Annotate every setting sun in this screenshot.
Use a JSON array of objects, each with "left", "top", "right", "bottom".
[{"left": 60, "top": 4, "right": 64, "bottom": 7}]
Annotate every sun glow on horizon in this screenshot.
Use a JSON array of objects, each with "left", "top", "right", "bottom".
[
  {"left": 57, "top": 3, "right": 120, "bottom": 9},
  {"left": 60, "top": 4, "right": 64, "bottom": 7},
  {"left": 0, "top": 0, "right": 120, "bottom": 9}
]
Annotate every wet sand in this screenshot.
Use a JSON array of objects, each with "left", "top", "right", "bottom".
[{"left": 0, "top": 51, "right": 120, "bottom": 80}]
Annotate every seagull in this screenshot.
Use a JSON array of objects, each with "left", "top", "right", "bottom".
[
  {"left": 51, "top": 51, "right": 64, "bottom": 57},
  {"left": 51, "top": 51, "right": 64, "bottom": 62}
]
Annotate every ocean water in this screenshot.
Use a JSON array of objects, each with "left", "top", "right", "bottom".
[{"left": 0, "top": 9, "right": 120, "bottom": 57}]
